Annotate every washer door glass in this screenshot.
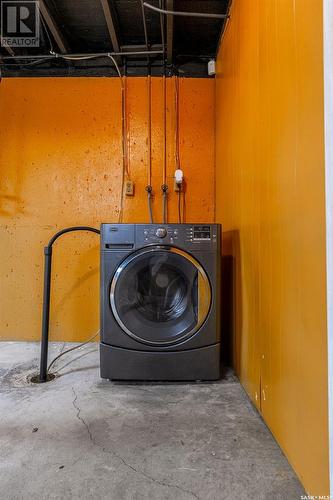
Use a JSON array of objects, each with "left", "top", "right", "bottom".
[{"left": 110, "top": 246, "right": 211, "bottom": 346}]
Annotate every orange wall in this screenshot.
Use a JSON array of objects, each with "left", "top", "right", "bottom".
[
  {"left": 0, "top": 77, "right": 215, "bottom": 342},
  {"left": 215, "top": 0, "right": 329, "bottom": 495}
]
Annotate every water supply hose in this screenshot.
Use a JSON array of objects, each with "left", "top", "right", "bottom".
[
  {"left": 145, "top": 185, "right": 154, "bottom": 224},
  {"left": 162, "top": 184, "right": 168, "bottom": 224}
]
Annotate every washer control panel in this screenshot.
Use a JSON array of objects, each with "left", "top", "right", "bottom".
[
  {"left": 138, "top": 224, "right": 218, "bottom": 248},
  {"left": 101, "top": 224, "right": 220, "bottom": 252}
]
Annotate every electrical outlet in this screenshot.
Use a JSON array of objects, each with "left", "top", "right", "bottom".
[
  {"left": 174, "top": 169, "right": 184, "bottom": 192},
  {"left": 125, "top": 180, "right": 134, "bottom": 196}
]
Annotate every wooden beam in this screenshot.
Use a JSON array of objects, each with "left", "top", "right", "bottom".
[
  {"left": 0, "top": 42, "right": 14, "bottom": 56},
  {"left": 120, "top": 44, "right": 163, "bottom": 53},
  {"left": 39, "top": 0, "right": 68, "bottom": 54},
  {"left": 166, "top": 0, "right": 173, "bottom": 65},
  {"left": 100, "top": 0, "right": 120, "bottom": 53}
]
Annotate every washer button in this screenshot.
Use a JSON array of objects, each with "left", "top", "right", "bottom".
[{"left": 156, "top": 227, "right": 167, "bottom": 238}]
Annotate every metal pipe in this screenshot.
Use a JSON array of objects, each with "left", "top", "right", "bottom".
[
  {"left": 143, "top": 2, "right": 228, "bottom": 19},
  {"left": 1, "top": 50, "right": 163, "bottom": 62},
  {"left": 39, "top": 226, "right": 100, "bottom": 383},
  {"left": 39, "top": 246, "right": 52, "bottom": 382}
]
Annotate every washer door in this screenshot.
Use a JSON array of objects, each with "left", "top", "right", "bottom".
[{"left": 110, "top": 245, "right": 211, "bottom": 346}]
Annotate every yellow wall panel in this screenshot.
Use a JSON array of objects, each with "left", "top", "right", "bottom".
[
  {"left": 0, "top": 77, "right": 215, "bottom": 342},
  {"left": 215, "top": 0, "right": 329, "bottom": 495}
]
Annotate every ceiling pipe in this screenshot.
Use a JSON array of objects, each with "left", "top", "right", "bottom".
[{"left": 143, "top": 2, "right": 228, "bottom": 19}]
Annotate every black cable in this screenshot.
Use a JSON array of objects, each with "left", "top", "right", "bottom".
[
  {"left": 39, "top": 226, "right": 100, "bottom": 383},
  {"left": 47, "top": 330, "right": 99, "bottom": 373},
  {"left": 47, "top": 226, "right": 100, "bottom": 247}
]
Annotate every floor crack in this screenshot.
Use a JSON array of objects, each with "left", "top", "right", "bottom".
[
  {"left": 71, "top": 386, "right": 94, "bottom": 443},
  {"left": 101, "top": 444, "right": 200, "bottom": 500},
  {"left": 70, "top": 386, "right": 200, "bottom": 500}
]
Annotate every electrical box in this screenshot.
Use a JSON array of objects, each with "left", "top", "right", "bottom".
[{"left": 125, "top": 180, "right": 135, "bottom": 196}]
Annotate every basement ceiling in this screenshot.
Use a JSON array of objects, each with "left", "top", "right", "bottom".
[{"left": 0, "top": 0, "right": 230, "bottom": 77}]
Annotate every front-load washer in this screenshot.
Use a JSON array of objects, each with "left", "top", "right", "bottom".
[{"left": 100, "top": 223, "right": 221, "bottom": 380}]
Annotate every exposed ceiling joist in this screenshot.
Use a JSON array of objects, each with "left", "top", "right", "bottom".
[
  {"left": 140, "top": 0, "right": 149, "bottom": 51},
  {"left": 166, "top": 0, "right": 173, "bottom": 65},
  {"left": 0, "top": 43, "right": 14, "bottom": 57},
  {"left": 100, "top": 0, "right": 121, "bottom": 64},
  {"left": 120, "top": 44, "right": 163, "bottom": 53},
  {"left": 39, "top": 0, "right": 68, "bottom": 54},
  {"left": 0, "top": 0, "right": 230, "bottom": 78}
]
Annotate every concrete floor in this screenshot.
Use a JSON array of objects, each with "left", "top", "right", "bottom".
[{"left": 0, "top": 342, "right": 305, "bottom": 500}]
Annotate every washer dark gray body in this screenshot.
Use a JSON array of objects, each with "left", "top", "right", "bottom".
[{"left": 100, "top": 223, "right": 221, "bottom": 381}]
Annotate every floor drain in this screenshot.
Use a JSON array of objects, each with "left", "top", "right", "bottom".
[{"left": 29, "top": 373, "right": 56, "bottom": 384}]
